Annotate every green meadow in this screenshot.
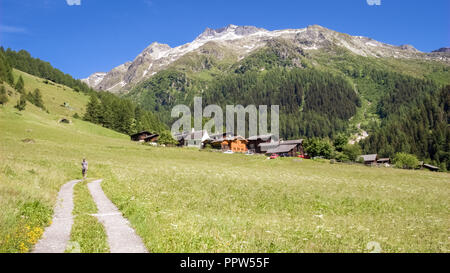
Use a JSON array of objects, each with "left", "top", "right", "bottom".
[{"left": 0, "top": 71, "right": 449, "bottom": 253}]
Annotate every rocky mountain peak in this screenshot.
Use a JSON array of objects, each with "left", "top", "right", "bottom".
[
  {"left": 399, "top": 44, "right": 419, "bottom": 52},
  {"left": 432, "top": 47, "right": 450, "bottom": 53},
  {"left": 195, "top": 24, "right": 266, "bottom": 41},
  {"left": 142, "top": 42, "right": 171, "bottom": 58}
]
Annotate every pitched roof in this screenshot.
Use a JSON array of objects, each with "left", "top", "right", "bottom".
[
  {"left": 144, "top": 134, "right": 159, "bottom": 140},
  {"left": 280, "top": 139, "right": 303, "bottom": 145},
  {"left": 258, "top": 142, "right": 279, "bottom": 152},
  {"left": 423, "top": 164, "right": 439, "bottom": 170},
  {"left": 377, "top": 158, "right": 390, "bottom": 162},
  {"left": 359, "top": 154, "right": 378, "bottom": 162},
  {"left": 224, "top": 136, "right": 247, "bottom": 142},
  {"left": 130, "top": 131, "right": 152, "bottom": 138},
  {"left": 267, "top": 144, "right": 298, "bottom": 154},
  {"left": 248, "top": 134, "right": 273, "bottom": 141}
]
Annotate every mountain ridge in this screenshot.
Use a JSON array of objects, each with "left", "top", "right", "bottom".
[{"left": 82, "top": 24, "right": 450, "bottom": 93}]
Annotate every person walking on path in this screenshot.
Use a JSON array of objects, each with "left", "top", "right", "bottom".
[{"left": 81, "top": 158, "right": 88, "bottom": 180}]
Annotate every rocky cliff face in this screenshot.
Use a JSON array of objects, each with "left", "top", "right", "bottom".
[
  {"left": 82, "top": 24, "right": 449, "bottom": 93},
  {"left": 432, "top": 47, "right": 450, "bottom": 53}
]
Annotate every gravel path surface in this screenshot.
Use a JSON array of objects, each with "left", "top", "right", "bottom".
[
  {"left": 88, "top": 179, "right": 148, "bottom": 253},
  {"left": 32, "top": 179, "right": 81, "bottom": 253}
]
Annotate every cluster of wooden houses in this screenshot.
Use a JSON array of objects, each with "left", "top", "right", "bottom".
[
  {"left": 131, "top": 130, "right": 305, "bottom": 157},
  {"left": 356, "top": 154, "right": 441, "bottom": 171},
  {"left": 174, "top": 130, "right": 305, "bottom": 156},
  {"left": 130, "top": 130, "right": 441, "bottom": 171}
]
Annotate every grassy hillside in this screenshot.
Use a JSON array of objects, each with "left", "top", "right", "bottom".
[
  {"left": 1, "top": 72, "right": 449, "bottom": 253},
  {"left": 11, "top": 69, "right": 90, "bottom": 117}
]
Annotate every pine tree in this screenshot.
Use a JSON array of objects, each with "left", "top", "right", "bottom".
[
  {"left": 83, "top": 95, "right": 101, "bottom": 123},
  {"left": 0, "top": 86, "right": 8, "bottom": 105},
  {"left": 15, "top": 76, "right": 25, "bottom": 94},
  {"left": 27, "top": 88, "right": 45, "bottom": 110},
  {"left": 14, "top": 94, "right": 26, "bottom": 111}
]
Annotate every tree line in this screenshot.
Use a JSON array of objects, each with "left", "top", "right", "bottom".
[
  {"left": 83, "top": 91, "right": 167, "bottom": 136},
  {"left": 1, "top": 47, "right": 93, "bottom": 93}
]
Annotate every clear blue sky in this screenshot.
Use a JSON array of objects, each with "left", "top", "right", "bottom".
[{"left": 0, "top": 0, "right": 449, "bottom": 79}]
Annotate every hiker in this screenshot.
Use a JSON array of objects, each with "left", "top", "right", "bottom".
[{"left": 81, "top": 158, "right": 88, "bottom": 179}]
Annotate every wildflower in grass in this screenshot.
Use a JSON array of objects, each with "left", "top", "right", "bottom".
[
  {"left": 19, "top": 242, "right": 28, "bottom": 253},
  {"left": 26, "top": 226, "right": 43, "bottom": 244}
]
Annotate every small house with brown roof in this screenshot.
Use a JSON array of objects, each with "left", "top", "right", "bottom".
[
  {"left": 130, "top": 131, "right": 159, "bottom": 143},
  {"left": 247, "top": 134, "right": 274, "bottom": 153},
  {"left": 264, "top": 139, "right": 304, "bottom": 157}
]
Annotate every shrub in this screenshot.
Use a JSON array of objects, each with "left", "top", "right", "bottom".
[
  {"left": 304, "top": 138, "right": 333, "bottom": 159},
  {"left": 393, "top": 153, "right": 419, "bottom": 169},
  {"left": 158, "top": 131, "right": 178, "bottom": 146},
  {"left": 357, "top": 156, "right": 365, "bottom": 164},
  {"left": 342, "top": 144, "right": 362, "bottom": 161},
  {"left": 334, "top": 151, "right": 350, "bottom": 162}
]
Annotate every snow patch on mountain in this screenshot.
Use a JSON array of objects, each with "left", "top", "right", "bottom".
[{"left": 83, "top": 24, "right": 446, "bottom": 93}]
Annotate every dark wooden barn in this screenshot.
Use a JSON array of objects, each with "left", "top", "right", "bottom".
[
  {"left": 264, "top": 139, "right": 304, "bottom": 157},
  {"left": 247, "top": 134, "right": 274, "bottom": 153},
  {"left": 130, "top": 131, "right": 159, "bottom": 142},
  {"left": 423, "top": 164, "right": 439, "bottom": 172}
]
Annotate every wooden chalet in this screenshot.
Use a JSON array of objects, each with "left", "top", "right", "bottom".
[
  {"left": 221, "top": 136, "right": 248, "bottom": 153},
  {"left": 279, "top": 139, "right": 304, "bottom": 156},
  {"left": 258, "top": 142, "right": 281, "bottom": 154},
  {"left": 377, "top": 158, "right": 390, "bottom": 164},
  {"left": 265, "top": 139, "right": 304, "bottom": 157},
  {"left": 247, "top": 134, "right": 274, "bottom": 153},
  {"left": 130, "top": 131, "right": 159, "bottom": 143},
  {"left": 202, "top": 132, "right": 233, "bottom": 149}
]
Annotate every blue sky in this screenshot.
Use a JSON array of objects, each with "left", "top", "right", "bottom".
[{"left": 0, "top": 0, "right": 449, "bottom": 79}]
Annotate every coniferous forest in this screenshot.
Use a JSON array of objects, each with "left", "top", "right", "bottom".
[
  {"left": 83, "top": 91, "right": 167, "bottom": 135},
  {"left": 203, "top": 68, "right": 361, "bottom": 139}
]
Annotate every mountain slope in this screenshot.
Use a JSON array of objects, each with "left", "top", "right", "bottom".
[
  {"left": 83, "top": 24, "right": 450, "bottom": 93},
  {"left": 10, "top": 69, "right": 90, "bottom": 117}
]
